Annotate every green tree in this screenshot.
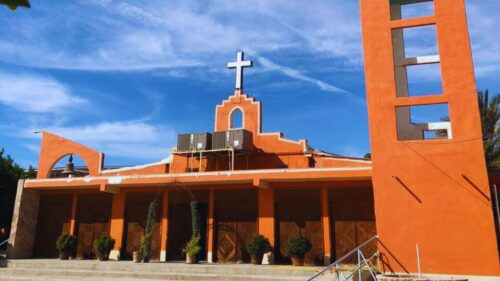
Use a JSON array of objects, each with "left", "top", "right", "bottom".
[
  {"left": 0, "top": 0, "right": 30, "bottom": 11},
  {"left": 0, "top": 149, "right": 34, "bottom": 239},
  {"left": 477, "top": 90, "right": 500, "bottom": 173}
]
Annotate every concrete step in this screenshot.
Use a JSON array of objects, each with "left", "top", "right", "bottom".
[{"left": 0, "top": 260, "right": 320, "bottom": 281}]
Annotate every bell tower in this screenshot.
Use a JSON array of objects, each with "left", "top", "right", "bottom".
[{"left": 360, "top": 0, "right": 499, "bottom": 276}]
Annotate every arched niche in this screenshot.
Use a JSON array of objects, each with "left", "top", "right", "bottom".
[
  {"left": 229, "top": 107, "right": 244, "bottom": 129},
  {"left": 48, "top": 154, "right": 90, "bottom": 178}
]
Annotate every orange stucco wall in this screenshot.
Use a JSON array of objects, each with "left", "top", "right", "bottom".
[
  {"left": 37, "top": 131, "right": 103, "bottom": 179},
  {"left": 360, "top": 0, "right": 500, "bottom": 276}
]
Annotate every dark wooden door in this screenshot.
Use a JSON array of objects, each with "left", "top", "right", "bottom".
[
  {"left": 215, "top": 190, "right": 257, "bottom": 263},
  {"left": 75, "top": 193, "right": 112, "bottom": 259},
  {"left": 275, "top": 189, "right": 323, "bottom": 265},
  {"left": 166, "top": 203, "right": 208, "bottom": 261},
  {"left": 167, "top": 203, "right": 191, "bottom": 260},
  {"left": 329, "top": 187, "right": 377, "bottom": 263},
  {"left": 122, "top": 193, "right": 162, "bottom": 260},
  {"left": 33, "top": 194, "right": 73, "bottom": 258}
]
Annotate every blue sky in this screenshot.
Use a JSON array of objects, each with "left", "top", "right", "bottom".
[{"left": 0, "top": 0, "right": 498, "bottom": 168}]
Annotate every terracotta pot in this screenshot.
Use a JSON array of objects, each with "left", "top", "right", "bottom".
[
  {"left": 59, "top": 251, "right": 71, "bottom": 260},
  {"left": 133, "top": 251, "right": 143, "bottom": 263},
  {"left": 95, "top": 251, "right": 108, "bottom": 261},
  {"left": 291, "top": 257, "right": 304, "bottom": 266},
  {"left": 250, "top": 254, "right": 262, "bottom": 265}
]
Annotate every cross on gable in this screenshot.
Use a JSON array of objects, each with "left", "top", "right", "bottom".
[{"left": 227, "top": 51, "right": 253, "bottom": 93}]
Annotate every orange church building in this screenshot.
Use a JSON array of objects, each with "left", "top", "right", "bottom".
[{"left": 7, "top": 0, "right": 500, "bottom": 279}]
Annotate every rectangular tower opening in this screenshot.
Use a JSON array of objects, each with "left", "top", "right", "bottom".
[
  {"left": 406, "top": 63, "right": 443, "bottom": 96},
  {"left": 396, "top": 103, "right": 451, "bottom": 141},
  {"left": 390, "top": 0, "right": 434, "bottom": 20},
  {"left": 393, "top": 24, "right": 442, "bottom": 97}
]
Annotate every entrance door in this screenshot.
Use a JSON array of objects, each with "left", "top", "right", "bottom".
[
  {"left": 166, "top": 203, "right": 208, "bottom": 261},
  {"left": 33, "top": 194, "right": 73, "bottom": 258},
  {"left": 215, "top": 190, "right": 257, "bottom": 263},
  {"left": 75, "top": 193, "right": 112, "bottom": 259},
  {"left": 275, "top": 188, "right": 323, "bottom": 265},
  {"left": 122, "top": 192, "right": 162, "bottom": 260},
  {"left": 329, "top": 187, "right": 377, "bottom": 263}
]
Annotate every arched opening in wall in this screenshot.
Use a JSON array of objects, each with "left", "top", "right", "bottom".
[
  {"left": 49, "top": 154, "right": 89, "bottom": 178},
  {"left": 230, "top": 108, "right": 243, "bottom": 129}
]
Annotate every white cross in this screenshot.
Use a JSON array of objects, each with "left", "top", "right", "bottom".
[{"left": 227, "top": 51, "right": 253, "bottom": 91}]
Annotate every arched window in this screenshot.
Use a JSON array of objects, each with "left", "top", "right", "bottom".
[{"left": 230, "top": 108, "right": 243, "bottom": 129}]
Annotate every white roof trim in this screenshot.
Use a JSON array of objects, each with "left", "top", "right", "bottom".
[{"left": 28, "top": 166, "right": 372, "bottom": 184}]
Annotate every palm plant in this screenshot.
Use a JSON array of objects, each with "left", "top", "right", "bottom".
[{"left": 477, "top": 90, "right": 500, "bottom": 173}]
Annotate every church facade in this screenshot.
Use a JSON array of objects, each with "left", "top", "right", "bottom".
[
  {"left": 6, "top": 0, "right": 500, "bottom": 278},
  {"left": 9, "top": 88, "right": 375, "bottom": 266}
]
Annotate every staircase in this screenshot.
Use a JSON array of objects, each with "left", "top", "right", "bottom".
[{"left": 0, "top": 259, "right": 319, "bottom": 281}]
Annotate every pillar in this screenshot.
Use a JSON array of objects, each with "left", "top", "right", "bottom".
[
  {"left": 69, "top": 193, "right": 78, "bottom": 236},
  {"left": 160, "top": 191, "right": 169, "bottom": 262},
  {"left": 321, "top": 186, "right": 332, "bottom": 265},
  {"left": 109, "top": 192, "right": 125, "bottom": 260},
  {"left": 258, "top": 188, "right": 274, "bottom": 264},
  {"left": 7, "top": 180, "right": 40, "bottom": 259},
  {"left": 207, "top": 188, "right": 214, "bottom": 263}
]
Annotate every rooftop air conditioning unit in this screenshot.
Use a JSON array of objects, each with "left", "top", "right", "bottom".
[
  {"left": 177, "top": 133, "right": 212, "bottom": 152},
  {"left": 212, "top": 129, "right": 252, "bottom": 150}
]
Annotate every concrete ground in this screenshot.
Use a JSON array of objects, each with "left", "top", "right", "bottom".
[{"left": 0, "top": 259, "right": 324, "bottom": 281}]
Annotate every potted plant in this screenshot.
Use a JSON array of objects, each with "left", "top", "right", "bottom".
[
  {"left": 55, "top": 233, "right": 77, "bottom": 260},
  {"left": 246, "top": 235, "right": 272, "bottom": 265},
  {"left": 182, "top": 234, "right": 201, "bottom": 264},
  {"left": 93, "top": 235, "right": 115, "bottom": 261},
  {"left": 285, "top": 235, "right": 312, "bottom": 266}
]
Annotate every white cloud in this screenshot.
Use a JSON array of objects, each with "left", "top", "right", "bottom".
[
  {"left": 466, "top": 1, "right": 500, "bottom": 78},
  {"left": 22, "top": 121, "right": 176, "bottom": 162},
  {"left": 0, "top": 72, "right": 86, "bottom": 113},
  {"left": 0, "top": 0, "right": 362, "bottom": 72}
]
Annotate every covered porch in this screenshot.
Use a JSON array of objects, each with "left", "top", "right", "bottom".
[{"left": 9, "top": 167, "right": 376, "bottom": 266}]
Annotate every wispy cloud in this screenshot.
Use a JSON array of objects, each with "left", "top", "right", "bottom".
[
  {"left": 0, "top": 0, "right": 362, "bottom": 72},
  {"left": 256, "top": 56, "right": 348, "bottom": 94},
  {"left": 0, "top": 72, "right": 86, "bottom": 113},
  {"left": 22, "top": 121, "right": 176, "bottom": 161}
]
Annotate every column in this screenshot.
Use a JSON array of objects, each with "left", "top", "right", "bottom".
[
  {"left": 109, "top": 192, "right": 125, "bottom": 260},
  {"left": 258, "top": 188, "right": 274, "bottom": 264},
  {"left": 7, "top": 180, "right": 40, "bottom": 259},
  {"left": 160, "top": 191, "right": 169, "bottom": 262},
  {"left": 69, "top": 193, "right": 78, "bottom": 236},
  {"left": 321, "top": 186, "right": 332, "bottom": 265},
  {"left": 207, "top": 189, "right": 214, "bottom": 263}
]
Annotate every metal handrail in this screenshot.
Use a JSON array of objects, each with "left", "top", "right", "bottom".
[
  {"left": 306, "top": 235, "right": 379, "bottom": 281},
  {"left": 0, "top": 239, "right": 9, "bottom": 247}
]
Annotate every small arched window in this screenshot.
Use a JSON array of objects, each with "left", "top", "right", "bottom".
[{"left": 230, "top": 108, "right": 243, "bottom": 129}]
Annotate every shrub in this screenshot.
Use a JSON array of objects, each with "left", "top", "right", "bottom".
[
  {"left": 55, "top": 233, "right": 77, "bottom": 253},
  {"left": 140, "top": 199, "right": 157, "bottom": 262},
  {"left": 285, "top": 235, "right": 312, "bottom": 258},
  {"left": 246, "top": 235, "right": 272, "bottom": 257},
  {"left": 182, "top": 234, "right": 201, "bottom": 257},
  {"left": 93, "top": 235, "right": 115, "bottom": 258}
]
